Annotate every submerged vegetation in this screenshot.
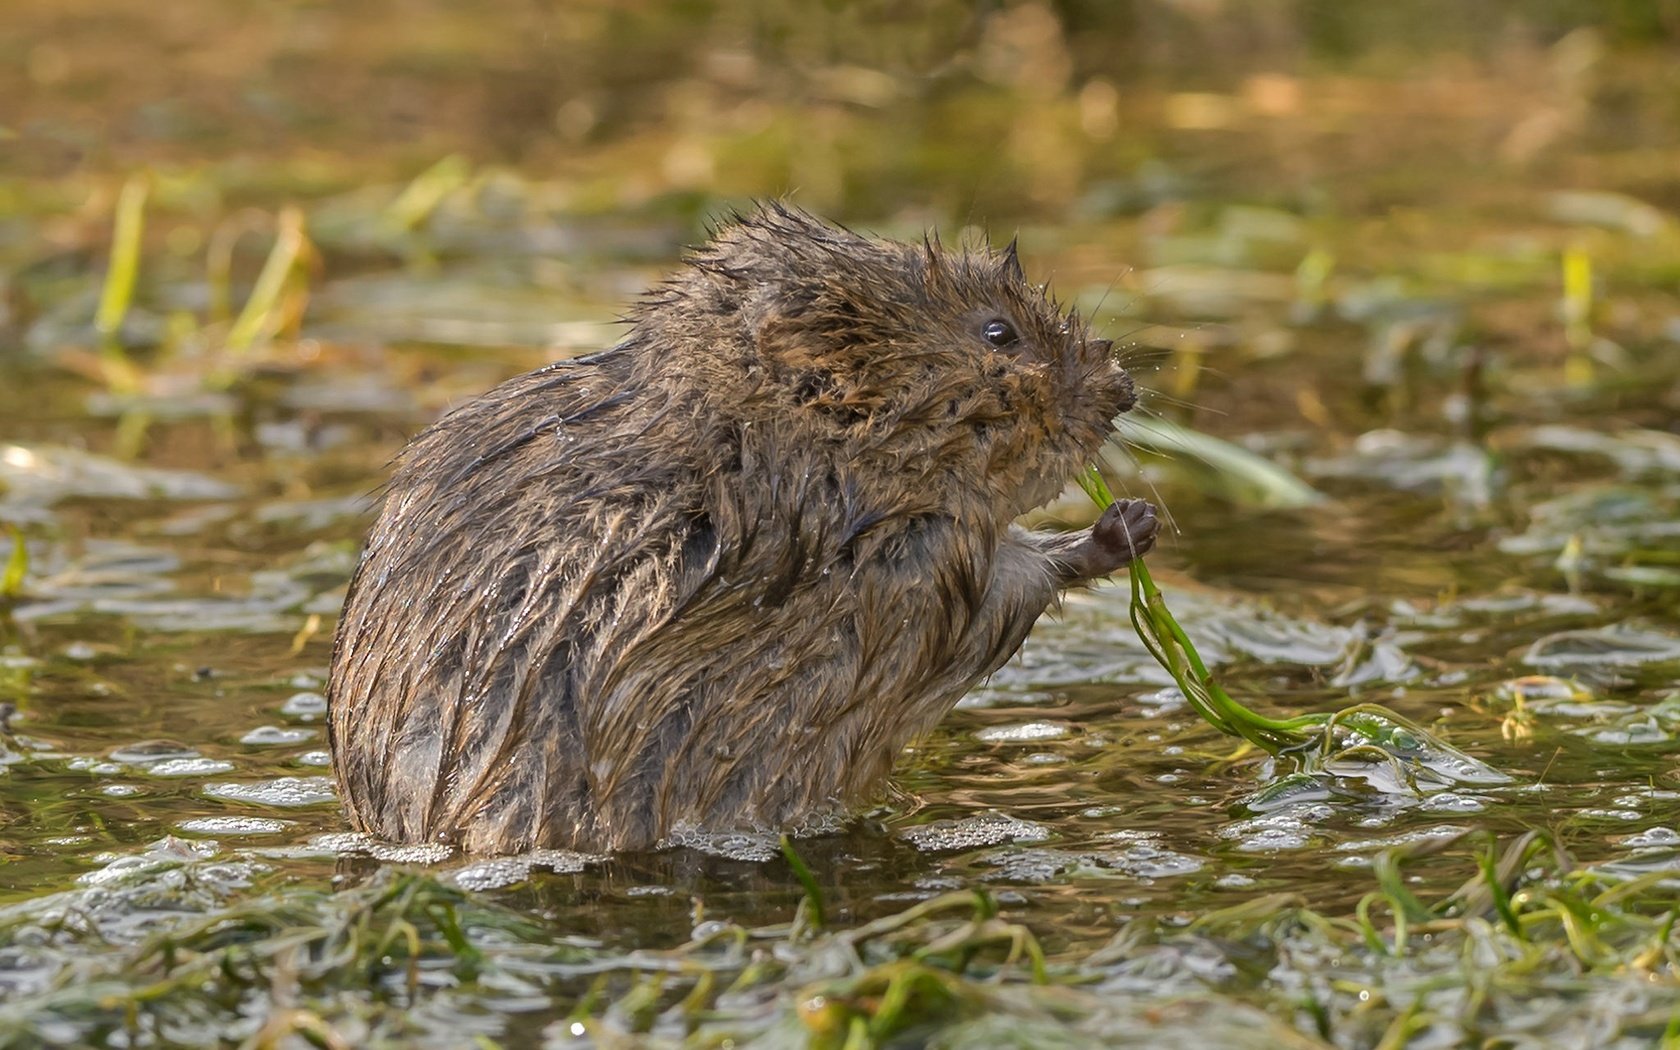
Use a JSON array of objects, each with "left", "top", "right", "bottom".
[
  {"left": 3, "top": 0, "right": 1680, "bottom": 1046},
  {"left": 2, "top": 833, "right": 1677, "bottom": 1048}
]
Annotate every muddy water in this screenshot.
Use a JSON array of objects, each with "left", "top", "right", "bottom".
[{"left": 3, "top": 3, "right": 1680, "bottom": 1046}]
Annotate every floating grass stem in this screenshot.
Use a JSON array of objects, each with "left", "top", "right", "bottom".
[
  {"left": 1084, "top": 465, "right": 1506, "bottom": 788},
  {"left": 1128, "top": 553, "right": 1324, "bottom": 751}
]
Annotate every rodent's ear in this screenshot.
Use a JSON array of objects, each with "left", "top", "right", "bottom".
[
  {"left": 920, "top": 226, "right": 960, "bottom": 297},
  {"left": 998, "top": 237, "right": 1024, "bottom": 283},
  {"left": 920, "top": 230, "right": 948, "bottom": 288}
]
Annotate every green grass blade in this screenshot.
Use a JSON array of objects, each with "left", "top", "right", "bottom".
[
  {"left": 94, "top": 175, "right": 149, "bottom": 393},
  {"left": 1112, "top": 414, "right": 1323, "bottom": 509},
  {"left": 780, "top": 835, "right": 827, "bottom": 931},
  {"left": 1, "top": 524, "right": 26, "bottom": 599},
  {"left": 1076, "top": 463, "right": 1115, "bottom": 506},
  {"left": 384, "top": 154, "right": 471, "bottom": 234},
  {"left": 226, "top": 206, "right": 309, "bottom": 355},
  {"left": 95, "top": 176, "right": 148, "bottom": 341}
]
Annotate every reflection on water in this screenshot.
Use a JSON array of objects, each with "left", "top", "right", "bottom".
[{"left": 3, "top": 1, "right": 1680, "bottom": 1045}]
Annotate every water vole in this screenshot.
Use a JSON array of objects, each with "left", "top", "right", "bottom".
[{"left": 327, "top": 205, "right": 1157, "bottom": 854}]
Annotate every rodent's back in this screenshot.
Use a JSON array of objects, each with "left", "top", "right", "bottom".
[{"left": 328, "top": 205, "right": 1138, "bottom": 853}]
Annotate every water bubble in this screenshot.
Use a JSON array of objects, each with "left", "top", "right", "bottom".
[
  {"left": 280, "top": 691, "right": 329, "bottom": 718},
  {"left": 302, "top": 831, "right": 454, "bottom": 863},
  {"left": 145, "top": 758, "right": 237, "bottom": 777},
  {"left": 202, "top": 776, "right": 336, "bottom": 807},
  {"left": 660, "top": 828, "right": 781, "bottom": 862},
  {"left": 176, "top": 817, "right": 293, "bottom": 836},
  {"left": 1220, "top": 803, "right": 1332, "bottom": 853},
  {"left": 67, "top": 758, "right": 124, "bottom": 775},
  {"left": 450, "top": 849, "right": 593, "bottom": 890},
  {"left": 108, "top": 741, "right": 200, "bottom": 764},
  {"left": 76, "top": 837, "right": 222, "bottom": 887},
  {"left": 1580, "top": 808, "right": 1644, "bottom": 822},
  {"left": 1619, "top": 827, "right": 1680, "bottom": 848},
  {"left": 1097, "top": 843, "right": 1204, "bottom": 878},
  {"left": 975, "top": 721, "right": 1070, "bottom": 743},
  {"left": 1419, "top": 793, "right": 1487, "bottom": 813},
  {"left": 451, "top": 858, "right": 536, "bottom": 891},
  {"left": 899, "top": 813, "right": 1051, "bottom": 852},
  {"left": 239, "top": 726, "right": 316, "bottom": 746},
  {"left": 977, "top": 848, "right": 1091, "bottom": 883}
]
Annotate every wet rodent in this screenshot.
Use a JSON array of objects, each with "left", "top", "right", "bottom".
[{"left": 327, "top": 204, "right": 1157, "bottom": 854}]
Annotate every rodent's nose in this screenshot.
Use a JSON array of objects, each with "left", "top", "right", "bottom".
[
  {"left": 1114, "top": 368, "right": 1138, "bottom": 414},
  {"left": 1091, "top": 338, "right": 1114, "bottom": 358}
]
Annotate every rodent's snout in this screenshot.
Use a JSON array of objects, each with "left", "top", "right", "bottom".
[
  {"left": 1086, "top": 336, "right": 1137, "bottom": 415},
  {"left": 1113, "top": 367, "right": 1138, "bottom": 415}
]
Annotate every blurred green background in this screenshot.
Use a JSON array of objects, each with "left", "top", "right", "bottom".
[{"left": 10, "top": 0, "right": 1680, "bottom": 218}]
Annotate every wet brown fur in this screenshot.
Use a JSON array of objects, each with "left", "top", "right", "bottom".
[{"left": 327, "top": 204, "right": 1150, "bottom": 853}]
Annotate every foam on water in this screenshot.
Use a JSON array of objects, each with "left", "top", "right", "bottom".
[
  {"left": 899, "top": 813, "right": 1052, "bottom": 853},
  {"left": 202, "top": 776, "right": 337, "bottom": 807}
]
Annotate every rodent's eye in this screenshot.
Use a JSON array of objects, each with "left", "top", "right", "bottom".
[{"left": 981, "top": 318, "right": 1018, "bottom": 348}]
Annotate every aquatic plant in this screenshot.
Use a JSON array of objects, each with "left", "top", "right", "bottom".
[
  {"left": 1081, "top": 465, "right": 1508, "bottom": 793},
  {"left": 3, "top": 832, "right": 1676, "bottom": 1049}
]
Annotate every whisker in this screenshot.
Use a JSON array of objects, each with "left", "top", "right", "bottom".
[
  {"left": 1119, "top": 359, "right": 1176, "bottom": 380},
  {"left": 1103, "top": 434, "right": 1181, "bottom": 537},
  {"left": 1134, "top": 385, "right": 1225, "bottom": 417},
  {"left": 1136, "top": 393, "right": 1210, "bottom": 416},
  {"left": 1088, "top": 266, "right": 1136, "bottom": 321},
  {"left": 1180, "top": 363, "right": 1234, "bottom": 383},
  {"left": 1116, "top": 411, "right": 1225, "bottom": 482},
  {"left": 1103, "top": 320, "right": 1164, "bottom": 344}
]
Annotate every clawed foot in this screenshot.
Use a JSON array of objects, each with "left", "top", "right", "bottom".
[
  {"left": 1095, "top": 498, "right": 1159, "bottom": 563},
  {"left": 1064, "top": 498, "right": 1159, "bottom": 581}
]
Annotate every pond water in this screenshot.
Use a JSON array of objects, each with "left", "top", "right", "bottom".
[{"left": 2, "top": 3, "right": 1680, "bottom": 1047}]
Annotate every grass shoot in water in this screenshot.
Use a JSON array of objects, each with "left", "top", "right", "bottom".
[
  {"left": 93, "top": 174, "right": 148, "bottom": 395},
  {"left": 1081, "top": 465, "right": 1508, "bottom": 791},
  {"left": 222, "top": 205, "right": 315, "bottom": 359},
  {"left": 1, "top": 525, "right": 26, "bottom": 600}
]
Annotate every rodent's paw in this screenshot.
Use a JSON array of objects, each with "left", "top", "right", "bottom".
[{"left": 1092, "top": 498, "right": 1159, "bottom": 566}]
